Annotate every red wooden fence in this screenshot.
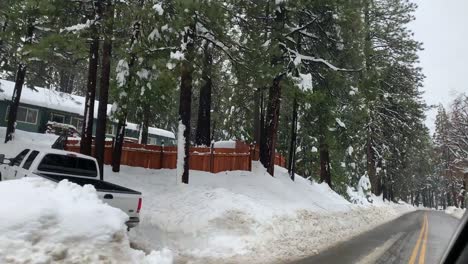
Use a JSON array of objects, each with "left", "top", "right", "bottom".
[{"left": 65, "top": 140, "right": 286, "bottom": 173}]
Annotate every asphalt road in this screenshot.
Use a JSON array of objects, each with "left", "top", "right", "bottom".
[{"left": 292, "top": 210, "right": 461, "bottom": 264}]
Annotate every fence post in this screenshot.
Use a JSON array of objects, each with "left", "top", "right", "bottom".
[
  {"left": 210, "top": 141, "right": 214, "bottom": 173},
  {"left": 160, "top": 140, "right": 164, "bottom": 169},
  {"left": 251, "top": 141, "right": 255, "bottom": 161}
]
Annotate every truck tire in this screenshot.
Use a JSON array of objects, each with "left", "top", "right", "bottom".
[{"left": 0, "top": 172, "right": 2, "bottom": 181}]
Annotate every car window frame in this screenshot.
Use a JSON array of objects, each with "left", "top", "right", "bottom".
[{"left": 10, "top": 149, "right": 30, "bottom": 167}]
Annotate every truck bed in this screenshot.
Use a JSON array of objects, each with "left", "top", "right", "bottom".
[{"left": 36, "top": 173, "right": 141, "bottom": 195}]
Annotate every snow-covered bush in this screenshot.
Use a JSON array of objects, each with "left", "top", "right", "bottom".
[{"left": 347, "top": 174, "right": 373, "bottom": 205}]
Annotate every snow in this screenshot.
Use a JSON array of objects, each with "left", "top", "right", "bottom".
[
  {"left": 0, "top": 79, "right": 111, "bottom": 118},
  {"left": 297, "top": 73, "right": 313, "bottom": 91},
  {"left": 176, "top": 121, "right": 186, "bottom": 183},
  {"left": 336, "top": 118, "right": 346, "bottom": 128},
  {"left": 0, "top": 178, "right": 172, "bottom": 264},
  {"left": 445, "top": 206, "right": 466, "bottom": 219},
  {"left": 61, "top": 20, "right": 92, "bottom": 33},
  {"left": 0, "top": 127, "right": 58, "bottom": 156},
  {"left": 347, "top": 146, "right": 354, "bottom": 156},
  {"left": 148, "top": 28, "right": 161, "bottom": 41},
  {"left": 1, "top": 129, "right": 414, "bottom": 263},
  {"left": 349, "top": 86, "right": 359, "bottom": 95},
  {"left": 311, "top": 146, "right": 318, "bottom": 152},
  {"left": 170, "top": 51, "right": 185, "bottom": 61},
  {"left": 125, "top": 123, "right": 175, "bottom": 139},
  {"left": 347, "top": 175, "right": 373, "bottom": 205},
  {"left": 0, "top": 79, "right": 174, "bottom": 139},
  {"left": 106, "top": 164, "right": 413, "bottom": 263},
  {"left": 153, "top": 3, "right": 164, "bottom": 15},
  {"left": 116, "top": 59, "right": 130, "bottom": 87},
  {"left": 213, "top": 140, "right": 236, "bottom": 148}
]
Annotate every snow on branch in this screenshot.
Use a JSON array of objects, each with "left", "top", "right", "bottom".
[{"left": 279, "top": 42, "right": 360, "bottom": 72}]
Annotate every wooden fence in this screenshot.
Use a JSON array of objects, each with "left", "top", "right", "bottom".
[
  {"left": 250, "top": 145, "right": 287, "bottom": 168},
  {"left": 65, "top": 140, "right": 286, "bottom": 173}
]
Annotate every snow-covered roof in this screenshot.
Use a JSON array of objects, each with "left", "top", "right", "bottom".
[
  {"left": 0, "top": 79, "right": 175, "bottom": 139},
  {"left": 0, "top": 79, "right": 108, "bottom": 118},
  {"left": 126, "top": 122, "right": 175, "bottom": 139}
]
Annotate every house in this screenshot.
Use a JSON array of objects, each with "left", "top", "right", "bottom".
[{"left": 0, "top": 79, "right": 175, "bottom": 145}]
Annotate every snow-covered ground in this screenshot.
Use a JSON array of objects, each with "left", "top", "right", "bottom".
[
  {"left": 0, "top": 128, "right": 414, "bottom": 263},
  {"left": 445, "top": 206, "right": 466, "bottom": 219},
  {"left": 0, "top": 178, "right": 172, "bottom": 264},
  {"left": 105, "top": 164, "right": 413, "bottom": 263}
]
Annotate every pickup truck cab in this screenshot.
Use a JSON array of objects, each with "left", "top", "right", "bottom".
[{"left": 0, "top": 148, "right": 142, "bottom": 229}]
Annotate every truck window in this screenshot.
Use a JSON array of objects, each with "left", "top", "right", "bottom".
[
  {"left": 22, "top": 150, "right": 39, "bottom": 170},
  {"left": 37, "top": 154, "right": 98, "bottom": 177},
  {"left": 10, "top": 149, "right": 30, "bottom": 166}
]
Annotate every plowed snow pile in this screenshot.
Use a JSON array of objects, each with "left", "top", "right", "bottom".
[
  {"left": 0, "top": 177, "right": 172, "bottom": 264},
  {"left": 0, "top": 128, "right": 413, "bottom": 263},
  {"left": 107, "top": 163, "right": 414, "bottom": 263}
]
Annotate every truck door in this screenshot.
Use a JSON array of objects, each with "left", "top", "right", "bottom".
[
  {"left": 18, "top": 150, "right": 40, "bottom": 178},
  {"left": 5, "top": 149, "right": 30, "bottom": 180}
]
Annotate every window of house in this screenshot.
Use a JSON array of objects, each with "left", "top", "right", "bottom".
[
  {"left": 106, "top": 124, "right": 115, "bottom": 136},
  {"left": 71, "top": 117, "right": 83, "bottom": 130},
  {"left": 50, "top": 113, "right": 65, "bottom": 124},
  {"left": 5, "top": 106, "right": 38, "bottom": 124}
]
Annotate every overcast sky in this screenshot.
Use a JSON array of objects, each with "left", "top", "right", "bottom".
[{"left": 409, "top": 0, "right": 468, "bottom": 133}]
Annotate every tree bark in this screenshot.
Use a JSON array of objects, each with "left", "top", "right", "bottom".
[
  {"left": 178, "top": 25, "right": 194, "bottom": 184},
  {"left": 5, "top": 19, "right": 34, "bottom": 143},
  {"left": 287, "top": 95, "right": 298, "bottom": 181},
  {"left": 261, "top": 74, "right": 284, "bottom": 176},
  {"left": 111, "top": 120, "right": 126, "bottom": 172},
  {"left": 94, "top": 0, "right": 114, "bottom": 179},
  {"left": 80, "top": 36, "right": 99, "bottom": 155},
  {"left": 319, "top": 142, "right": 332, "bottom": 187},
  {"left": 253, "top": 88, "right": 262, "bottom": 144},
  {"left": 112, "top": 18, "right": 140, "bottom": 172},
  {"left": 141, "top": 104, "right": 150, "bottom": 145},
  {"left": 5, "top": 64, "right": 27, "bottom": 143},
  {"left": 259, "top": 88, "right": 266, "bottom": 162},
  {"left": 195, "top": 43, "right": 212, "bottom": 146}
]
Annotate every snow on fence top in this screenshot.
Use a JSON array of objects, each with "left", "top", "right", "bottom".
[
  {"left": 0, "top": 79, "right": 175, "bottom": 139},
  {"left": 213, "top": 140, "right": 236, "bottom": 148}
]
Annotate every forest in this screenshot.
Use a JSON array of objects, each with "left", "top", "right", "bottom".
[{"left": 0, "top": 0, "right": 467, "bottom": 208}]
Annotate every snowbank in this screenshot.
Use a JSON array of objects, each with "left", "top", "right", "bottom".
[
  {"left": 445, "top": 206, "right": 466, "bottom": 219},
  {"left": 107, "top": 163, "right": 413, "bottom": 263},
  {"left": 0, "top": 127, "right": 58, "bottom": 157},
  {"left": 0, "top": 178, "right": 172, "bottom": 264},
  {"left": 0, "top": 129, "right": 413, "bottom": 263}
]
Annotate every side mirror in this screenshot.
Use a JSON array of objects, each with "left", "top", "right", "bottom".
[{"left": 0, "top": 154, "right": 4, "bottom": 164}]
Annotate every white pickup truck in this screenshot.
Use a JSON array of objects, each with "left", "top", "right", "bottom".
[{"left": 0, "top": 148, "right": 141, "bottom": 229}]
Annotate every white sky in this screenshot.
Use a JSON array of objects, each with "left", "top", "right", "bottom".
[{"left": 409, "top": 0, "right": 468, "bottom": 133}]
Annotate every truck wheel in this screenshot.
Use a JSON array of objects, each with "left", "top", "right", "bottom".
[{"left": 0, "top": 173, "right": 2, "bottom": 181}]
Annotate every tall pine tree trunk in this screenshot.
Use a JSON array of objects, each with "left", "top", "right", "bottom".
[
  {"left": 319, "top": 141, "right": 332, "bottom": 187},
  {"left": 112, "top": 19, "right": 140, "bottom": 172},
  {"left": 195, "top": 43, "right": 212, "bottom": 146},
  {"left": 95, "top": 0, "right": 114, "bottom": 179},
  {"left": 177, "top": 25, "right": 194, "bottom": 184},
  {"left": 259, "top": 88, "right": 266, "bottom": 162},
  {"left": 5, "top": 20, "right": 34, "bottom": 143},
  {"left": 5, "top": 64, "right": 27, "bottom": 143},
  {"left": 80, "top": 36, "right": 99, "bottom": 155},
  {"left": 261, "top": 74, "right": 284, "bottom": 176},
  {"left": 141, "top": 104, "right": 150, "bottom": 145},
  {"left": 253, "top": 88, "right": 262, "bottom": 144},
  {"left": 112, "top": 120, "right": 126, "bottom": 172},
  {"left": 287, "top": 95, "right": 298, "bottom": 181}
]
